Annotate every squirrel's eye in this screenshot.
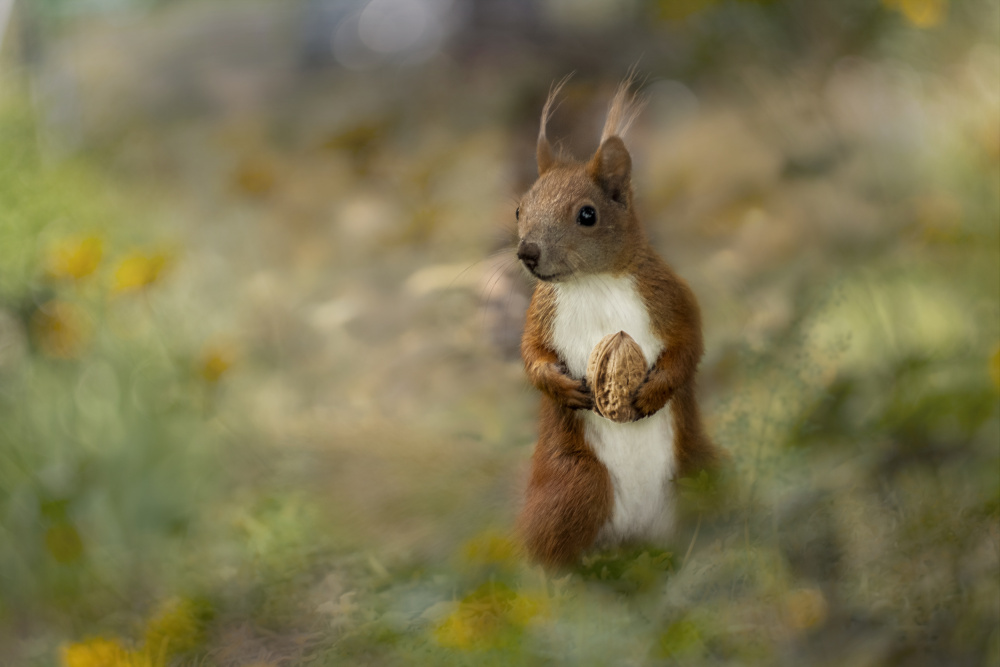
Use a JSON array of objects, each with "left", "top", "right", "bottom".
[
  {"left": 577, "top": 205, "right": 597, "bottom": 226},
  {"left": 515, "top": 206, "right": 520, "bottom": 221}
]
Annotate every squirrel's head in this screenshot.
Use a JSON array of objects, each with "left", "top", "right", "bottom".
[{"left": 516, "top": 77, "right": 646, "bottom": 283}]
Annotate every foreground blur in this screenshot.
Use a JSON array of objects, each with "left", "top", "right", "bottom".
[{"left": 1, "top": 1, "right": 998, "bottom": 665}]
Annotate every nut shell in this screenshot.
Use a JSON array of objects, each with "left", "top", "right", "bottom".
[{"left": 586, "top": 331, "right": 647, "bottom": 423}]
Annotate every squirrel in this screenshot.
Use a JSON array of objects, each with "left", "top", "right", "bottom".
[{"left": 515, "top": 78, "right": 722, "bottom": 568}]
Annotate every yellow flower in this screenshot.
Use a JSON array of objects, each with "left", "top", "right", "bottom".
[
  {"left": 656, "top": 619, "right": 706, "bottom": 659},
  {"left": 112, "top": 251, "right": 171, "bottom": 294},
  {"left": 60, "top": 638, "right": 156, "bottom": 667},
  {"left": 143, "top": 597, "right": 210, "bottom": 656},
  {"left": 233, "top": 157, "right": 276, "bottom": 196},
  {"left": 507, "top": 592, "right": 549, "bottom": 627},
  {"left": 199, "top": 344, "right": 237, "bottom": 383},
  {"left": 433, "top": 582, "right": 548, "bottom": 650},
  {"left": 61, "top": 638, "right": 127, "bottom": 667},
  {"left": 434, "top": 607, "right": 492, "bottom": 650},
  {"left": 460, "top": 529, "right": 519, "bottom": 568},
  {"left": 783, "top": 587, "right": 829, "bottom": 632},
  {"left": 46, "top": 236, "right": 104, "bottom": 281},
  {"left": 884, "top": 0, "right": 947, "bottom": 28},
  {"left": 30, "top": 300, "right": 91, "bottom": 359}
]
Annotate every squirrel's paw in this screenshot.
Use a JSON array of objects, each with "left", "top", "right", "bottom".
[
  {"left": 566, "top": 378, "right": 595, "bottom": 411},
  {"left": 632, "top": 370, "right": 673, "bottom": 420},
  {"left": 548, "top": 363, "right": 594, "bottom": 410}
]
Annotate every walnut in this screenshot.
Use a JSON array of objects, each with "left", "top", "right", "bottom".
[{"left": 586, "top": 331, "right": 647, "bottom": 423}]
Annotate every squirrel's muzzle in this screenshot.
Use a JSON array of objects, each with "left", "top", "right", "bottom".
[{"left": 517, "top": 241, "right": 541, "bottom": 272}]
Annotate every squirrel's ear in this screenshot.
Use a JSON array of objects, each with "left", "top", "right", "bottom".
[
  {"left": 588, "top": 136, "right": 632, "bottom": 204},
  {"left": 537, "top": 136, "right": 556, "bottom": 175}
]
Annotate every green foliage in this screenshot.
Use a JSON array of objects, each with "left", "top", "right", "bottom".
[
  {"left": 0, "top": 96, "right": 234, "bottom": 645},
  {"left": 576, "top": 549, "right": 675, "bottom": 594},
  {"left": 0, "top": 102, "right": 107, "bottom": 304}
]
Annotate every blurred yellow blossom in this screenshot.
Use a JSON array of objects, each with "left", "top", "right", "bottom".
[
  {"left": 460, "top": 529, "right": 519, "bottom": 568},
  {"left": 883, "top": 0, "right": 947, "bottom": 28},
  {"left": 61, "top": 638, "right": 127, "bottom": 667},
  {"left": 46, "top": 236, "right": 104, "bottom": 281},
  {"left": 506, "top": 591, "right": 549, "bottom": 627},
  {"left": 112, "top": 251, "right": 171, "bottom": 294},
  {"left": 30, "top": 300, "right": 91, "bottom": 359},
  {"left": 199, "top": 343, "right": 237, "bottom": 383},
  {"left": 143, "top": 597, "right": 211, "bottom": 656},
  {"left": 233, "top": 156, "right": 277, "bottom": 196},
  {"left": 783, "top": 587, "right": 829, "bottom": 632},
  {"left": 60, "top": 638, "right": 156, "bottom": 667},
  {"left": 656, "top": 618, "right": 706, "bottom": 659},
  {"left": 433, "top": 582, "right": 548, "bottom": 650}
]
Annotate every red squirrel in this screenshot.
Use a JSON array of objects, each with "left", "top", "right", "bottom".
[{"left": 515, "top": 79, "right": 722, "bottom": 568}]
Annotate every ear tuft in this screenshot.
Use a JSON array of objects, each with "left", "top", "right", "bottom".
[
  {"left": 537, "top": 74, "right": 572, "bottom": 175},
  {"left": 600, "top": 73, "right": 646, "bottom": 145},
  {"left": 588, "top": 136, "right": 632, "bottom": 204},
  {"left": 537, "top": 136, "right": 555, "bottom": 176}
]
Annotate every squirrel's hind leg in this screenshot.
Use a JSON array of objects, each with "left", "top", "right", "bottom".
[{"left": 518, "top": 405, "right": 613, "bottom": 568}]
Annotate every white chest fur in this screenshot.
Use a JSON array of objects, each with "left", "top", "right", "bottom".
[
  {"left": 549, "top": 274, "right": 677, "bottom": 545},
  {"left": 550, "top": 274, "right": 663, "bottom": 379}
]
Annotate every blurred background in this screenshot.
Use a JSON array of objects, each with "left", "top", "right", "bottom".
[{"left": 0, "top": 0, "right": 997, "bottom": 665}]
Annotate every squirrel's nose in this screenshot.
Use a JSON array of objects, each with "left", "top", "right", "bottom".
[{"left": 517, "top": 241, "right": 541, "bottom": 270}]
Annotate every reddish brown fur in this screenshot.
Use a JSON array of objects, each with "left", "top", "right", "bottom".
[
  {"left": 519, "top": 286, "right": 611, "bottom": 568},
  {"left": 632, "top": 247, "right": 722, "bottom": 476},
  {"left": 517, "top": 397, "right": 613, "bottom": 568},
  {"left": 516, "top": 80, "right": 722, "bottom": 568}
]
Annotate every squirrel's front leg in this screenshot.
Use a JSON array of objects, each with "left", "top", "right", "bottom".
[
  {"left": 521, "top": 291, "right": 594, "bottom": 411},
  {"left": 633, "top": 345, "right": 698, "bottom": 419},
  {"left": 528, "top": 358, "right": 594, "bottom": 410},
  {"left": 522, "top": 344, "right": 594, "bottom": 410}
]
